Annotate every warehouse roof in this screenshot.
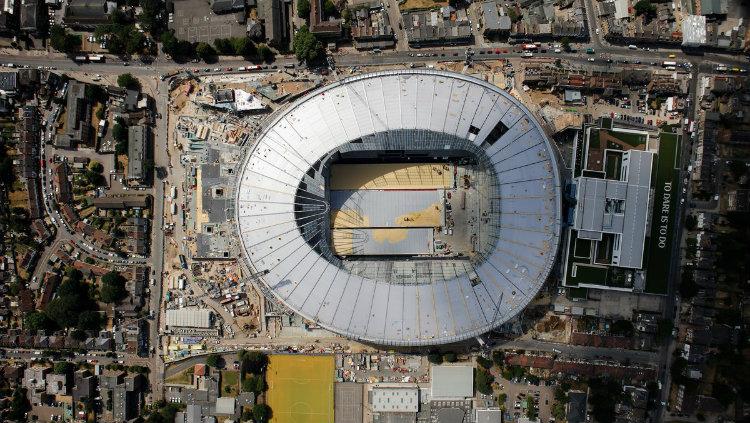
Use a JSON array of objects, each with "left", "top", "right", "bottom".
[
  {"left": 430, "top": 365, "right": 473, "bottom": 398},
  {"left": 165, "top": 308, "right": 212, "bottom": 328},
  {"left": 371, "top": 387, "right": 419, "bottom": 412}
]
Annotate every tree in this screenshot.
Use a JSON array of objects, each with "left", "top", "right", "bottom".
[
  {"left": 242, "top": 374, "right": 266, "bottom": 394},
  {"left": 232, "top": 37, "right": 256, "bottom": 57},
  {"left": 323, "top": 0, "right": 337, "bottom": 17},
  {"left": 427, "top": 353, "right": 443, "bottom": 365},
  {"left": 126, "top": 31, "right": 147, "bottom": 55},
  {"left": 100, "top": 271, "right": 127, "bottom": 303},
  {"left": 443, "top": 352, "right": 457, "bottom": 363},
  {"left": 491, "top": 350, "right": 505, "bottom": 366},
  {"left": 609, "top": 320, "right": 634, "bottom": 337},
  {"left": 297, "top": 0, "right": 310, "bottom": 19},
  {"left": 139, "top": 0, "right": 166, "bottom": 37},
  {"left": 213, "top": 38, "right": 234, "bottom": 55},
  {"left": 560, "top": 37, "right": 571, "bottom": 52},
  {"left": 50, "top": 25, "right": 81, "bottom": 53},
  {"left": 252, "top": 404, "right": 271, "bottom": 423},
  {"left": 475, "top": 367, "right": 494, "bottom": 395},
  {"left": 88, "top": 161, "right": 104, "bottom": 173},
  {"left": 7, "top": 387, "right": 30, "bottom": 421},
  {"left": 633, "top": 0, "right": 656, "bottom": 18},
  {"left": 588, "top": 377, "right": 622, "bottom": 423},
  {"left": 96, "top": 108, "right": 105, "bottom": 120},
  {"left": 77, "top": 310, "right": 103, "bottom": 331},
  {"left": 195, "top": 42, "right": 217, "bottom": 62},
  {"left": 238, "top": 350, "right": 268, "bottom": 374},
  {"left": 117, "top": 73, "right": 141, "bottom": 91},
  {"left": 205, "top": 353, "right": 221, "bottom": 368},
  {"left": 54, "top": 361, "right": 75, "bottom": 375},
  {"left": 525, "top": 396, "right": 538, "bottom": 420},
  {"left": 476, "top": 356, "right": 493, "bottom": 369},
  {"left": 293, "top": 25, "right": 324, "bottom": 64},
  {"left": 257, "top": 43, "right": 274, "bottom": 62},
  {"left": 685, "top": 214, "right": 697, "bottom": 231},
  {"left": 46, "top": 295, "right": 84, "bottom": 328},
  {"left": 24, "top": 311, "right": 53, "bottom": 331}
]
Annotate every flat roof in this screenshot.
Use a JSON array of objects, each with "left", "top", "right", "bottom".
[
  {"left": 371, "top": 387, "right": 419, "bottom": 412},
  {"left": 573, "top": 149, "right": 653, "bottom": 269},
  {"left": 165, "top": 308, "right": 212, "bottom": 328},
  {"left": 430, "top": 365, "right": 473, "bottom": 398}
]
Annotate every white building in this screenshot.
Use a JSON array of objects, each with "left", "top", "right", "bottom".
[
  {"left": 371, "top": 387, "right": 419, "bottom": 412},
  {"left": 430, "top": 365, "right": 473, "bottom": 399}
]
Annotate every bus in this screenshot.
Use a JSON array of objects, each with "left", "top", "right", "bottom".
[{"left": 662, "top": 61, "right": 677, "bottom": 67}]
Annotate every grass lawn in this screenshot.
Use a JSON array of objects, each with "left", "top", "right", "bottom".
[
  {"left": 165, "top": 367, "right": 194, "bottom": 385},
  {"left": 266, "top": 355, "right": 334, "bottom": 423},
  {"left": 645, "top": 132, "right": 680, "bottom": 294},
  {"left": 572, "top": 264, "right": 608, "bottom": 285},
  {"left": 611, "top": 130, "right": 647, "bottom": 147},
  {"left": 221, "top": 370, "right": 240, "bottom": 397}
]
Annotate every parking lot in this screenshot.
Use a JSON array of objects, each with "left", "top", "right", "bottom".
[{"left": 497, "top": 375, "right": 555, "bottom": 422}]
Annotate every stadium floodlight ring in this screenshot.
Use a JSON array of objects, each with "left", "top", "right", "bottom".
[{"left": 236, "top": 70, "right": 562, "bottom": 346}]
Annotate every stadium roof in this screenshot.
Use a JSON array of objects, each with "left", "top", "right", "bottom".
[
  {"left": 431, "top": 365, "right": 474, "bottom": 398},
  {"left": 236, "top": 70, "right": 562, "bottom": 346}
]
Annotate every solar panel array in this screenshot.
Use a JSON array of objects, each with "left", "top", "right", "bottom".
[{"left": 235, "top": 70, "right": 562, "bottom": 346}]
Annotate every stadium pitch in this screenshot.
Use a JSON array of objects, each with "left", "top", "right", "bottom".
[{"left": 266, "top": 355, "right": 335, "bottom": 423}]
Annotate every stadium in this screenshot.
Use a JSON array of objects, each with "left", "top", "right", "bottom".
[{"left": 235, "top": 70, "right": 562, "bottom": 346}]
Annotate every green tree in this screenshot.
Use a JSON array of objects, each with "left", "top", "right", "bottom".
[
  {"left": 232, "top": 37, "right": 256, "bottom": 57},
  {"left": 213, "top": 38, "right": 234, "bottom": 54},
  {"left": 88, "top": 161, "right": 104, "bottom": 173},
  {"left": 297, "top": 0, "right": 310, "bottom": 18},
  {"left": 323, "top": 0, "right": 337, "bottom": 17},
  {"left": 7, "top": 387, "right": 30, "bottom": 421},
  {"left": 257, "top": 43, "right": 274, "bottom": 62},
  {"left": 475, "top": 367, "right": 494, "bottom": 395},
  {"left": 633, "top": 0, "right": 656, "bottom": 18},
  {"left": 525, "top": 396, "right": 538, "bottom": 420},
  {"left": 610, "top": 320, "right": 634, "bottom": 337},
  {"left": 195, "top": 42, "right": 217, "bottom": 62},
  {"left": 252, "top": 403, "right": 271, "bottom": 423},
  {"left": 588, "top": 377, "right": 622, "bottom": 423},
  {"left": 205, "top": 353, "right": 221, "bottom": 368},
  {"left": 238, "top": 350, "right": 268, "bottom": 374},
  {"left": 293, "top": 25, "right": 323, "bottom": 64},
  {"left": 476, "top": 356, "right": 493, "bottom": 369},
  {"left": 77, "top": 310, "right": 103, "bottom": 331},
  {"left": 685, "top": 214, "right": 697, "bottom": 231},
  {"left": 46, "top": 295, "right": 84, "bottom": 328},
  {"left": 117, "top": 73, "right": 141, "bottom": 91},
  {"left": 443, "top": 352, "right": 457, "bottom": 363},
  {"left": 24, "top": 311, "right": 53, "bottom": 331},
  {"left": 126, "top": 31, "right": 147, "bottom": 55},
  {"left": 100, "top": 271, "right": 128, "bottom": 303},
  {"left": 491, "top": 350, "right": 505, "bottom": 366},
  {"left": 54, "top": 361, "right": 75, "bottom": 375},
  {"left": 139, "top": 0, "right": 166, "bottom": 37},
  {"left": 561, "top": 37, "right": 571, "bottom": 52},
  {"left": 96, "top": 107, "right": 105, "bottom": 120},
  {"left": 50, "top": 25, "right": 81, "bottom": 53},
  {"left": 427, "top": 353, "right": 443, "bottom": 365}
]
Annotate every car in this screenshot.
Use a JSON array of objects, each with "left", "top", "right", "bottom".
[
  {"left": 123, "top": 62, "right": 129, "bottom": 66},
  {"left": 495, "top": 49, "right": 501, "bottom": 54},
  {"left": 668, "top": 54, "right": 676, "bottom": 58},
  {"left": 213, "top": 68, "right": 220, "bottom": 71},
  {"left": 204, "top": 68, "right": 210, "bottom": 72},
  {"left": 225, "top": 67, "right": 232, "bottom": 71},
  {"left": 588, "top": 58, "right": 595, "bottom": 62}
]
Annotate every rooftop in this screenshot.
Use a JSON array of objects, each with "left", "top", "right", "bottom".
[{"left": 430, "top": 365, "right": 473, "bottom": 398}]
